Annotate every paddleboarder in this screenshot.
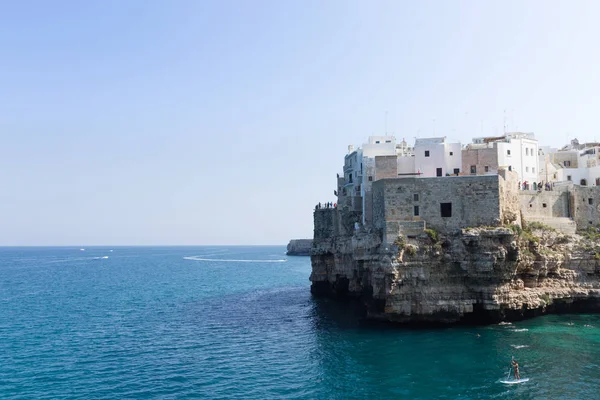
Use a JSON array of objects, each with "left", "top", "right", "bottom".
[{"left": 511, "top": 358, "right": 520, "bottom": 380}]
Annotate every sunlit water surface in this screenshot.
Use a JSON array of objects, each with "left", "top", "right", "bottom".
[{"left": 1, "top": 246, "right": 599, "bottom": 399}]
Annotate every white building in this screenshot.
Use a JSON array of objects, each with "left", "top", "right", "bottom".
[
  {"left": 338, "top": 135, "right": 464, "bottom": 225},
  {"left": 339, "top": 136, "right": 400, "bottom": 220},
  {"left": 546, "top": 143, "right": 600, "bottom": 186},
  {"left": 413, "top": 137, "right": 462, "bottom": 177},
  {"left": 472, "top": 132, "right": 539, "bottom": 188}
]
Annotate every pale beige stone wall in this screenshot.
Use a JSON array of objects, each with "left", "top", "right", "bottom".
[
  {"left": 551, "top": 152, "right": 578, "bottom": 168},
  {"left": 498, "top": 169, "right": 521, "bottom": 226},
  {"left": 375, "top": 155, "right": 398, "bottom": 180},
  {"left": 373, "top": 175, "right": 501, "bottom": 239},
  {"left": 461, "top": 146, "right": 499, "bottom": 175}
]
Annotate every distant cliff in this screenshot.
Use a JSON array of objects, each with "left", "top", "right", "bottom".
[{"left": 287, "top": 239, "right": 313, "bottom": 256}]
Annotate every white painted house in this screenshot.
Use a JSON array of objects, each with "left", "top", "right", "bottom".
[
  {"left": 546, "top": 142, "right": 600, "bottom": 186},
  {"left": 413, "top": 137, "right": 462, "bottom": 177},
  {"left": 473, "top": 132, "right": 539, "bottom": 188}
]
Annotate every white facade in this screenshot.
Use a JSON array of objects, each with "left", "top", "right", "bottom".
[
  {"left": 341, "top": 136, "right": 401, "bottom": 222},
  {"left": 547, "top": 145, "right": 600, "bottom": 186},
  {"left": 414, "top": 137, "right": 462, "bottom": 177},
  {"left": 474, "top": 132, "right": 539, "bottom": 187}
]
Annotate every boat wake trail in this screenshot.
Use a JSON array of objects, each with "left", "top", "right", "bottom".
[{"left": 183, "top": 256, "right": 287, "bottom": 263}]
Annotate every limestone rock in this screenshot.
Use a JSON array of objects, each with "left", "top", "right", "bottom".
[
  {"left": 286, "top": 239, "right": 313, "bottom": 256},
  {"left": 310, "top": 225, "right": 600, "bottom": 324}
]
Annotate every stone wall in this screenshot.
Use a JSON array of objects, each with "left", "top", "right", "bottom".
[
  {"left": 313, "top": 208, "right": 362, "bottom": 240},
  {"left": 314, "top": 209, "right": 338, "bottom": 239},
  {"left": 375, "top": 155, "right": 398, "bottom": 180},
  {"left": 461, "top": 146, "right": 499, "bottom": 175},
  {"left": 572, "top": 186, "right": 600, "bottom": 228},
  {"left": 519, "top": 186, "right": 571, "bottom": 220},
  {"left": 363, "top": 189, "right": 374, "bottom": 227},
  {"left": 373, "top": 175, "right": 501, "bottom": 242},
  {"left": 551, "top": 151, "right": 578, "bottom": 169},
  {"left": 498, "top": 169, "right": 521, "bottom": 225}
]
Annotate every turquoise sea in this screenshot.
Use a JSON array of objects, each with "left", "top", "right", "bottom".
[{"left": 1, "top": 246, "right": 599, "bottom": 399}]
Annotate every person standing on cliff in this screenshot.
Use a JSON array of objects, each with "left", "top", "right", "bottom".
[{"left": 511, "top": 359, "right": 520, "bottom": 380}]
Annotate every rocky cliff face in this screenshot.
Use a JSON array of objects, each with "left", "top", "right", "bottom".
[
  {"left": 310, "top": 225, "right": 600, "bottom": 324},
  {"left": 287, "top": 239, "right": 313, "bottom": 256}
]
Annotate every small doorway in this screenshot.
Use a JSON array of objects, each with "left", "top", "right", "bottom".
[{"left": 436, "top": 168, "right": 443, "bottom": 177}]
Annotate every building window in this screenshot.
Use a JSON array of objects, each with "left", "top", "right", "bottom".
[
  {"left": 449, "top": 152, "right": 453, "bottom": 156},
  {"left": 413, "top": 193, "right": 419, "bottom": 201},
  {"left": 436, "top": 168, "right": 443, "bottom": 177},
  {"left": 349, "top": 175, "right": 353, "bottom": 183},
  {"left": 454, "top": 168, "right": 460, "bottom": 175},
  {"left": 484, "top": 166, "right": 489, "bottom": 172},
  {"left": 581, "top": 179, "right": 587, "bottom": 186},
  {"left": 532, "top": 167, "right": 535, "bottom": 173},
  {"left": 526, "top": 167, "right": 529, "bottom": 172},
  {"left": 414, "top": 205, "right": 420, "bottom": 216},
  {"left": 567, "top": 175, "right": 572, "bottom": 181},
  {"left": 543, "top": 203, "right": 547, "bottom": 208},
  {"left": 564, "top": 161, "right": 571, "bottom": 167},
  {"left": 507, "top": 150, "right": 511, "bottom": 156},
  {"left": 509, "top": 166, "right": 512, "bottom": 171},
  {"left": 526, "top": 148, "right": 529, "bottom": 156},
  {"left": 440, "top": 203, "right": 452, "bottom": 218},
  {"left": 470, "top": 165, "right": 476, "bottom": 174},
  {"left": 368, "top": 176, "right": 373, "bottom": 181},
  {"left": 589, "top": 198, "right": 593, "bottom": 205},
  {"left": 376, "top": 141, "right": 380, "bottom": 144},
  {"left": 425, "top": 150, "right": 430, "bottom": 157},
  {"left": 385, "top": 140, "right": 391, "bottom": 143}
]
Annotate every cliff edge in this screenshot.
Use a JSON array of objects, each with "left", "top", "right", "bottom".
[
  {"left": 310, "top": 222, "right": 600, "bottom": 324},
  {"left": 287, "top": 239, "right": 313, "bottom": 256}
]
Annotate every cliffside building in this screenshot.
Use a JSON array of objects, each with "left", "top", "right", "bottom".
[
  {"left": 462, "top": 132, "right": 539, "bottom": 189},
  {"left": 338, "top": 136, "right": 461, "bottom": 226},
  {"left": 543, "top": 139, "right": 600, "bottom": 186}
]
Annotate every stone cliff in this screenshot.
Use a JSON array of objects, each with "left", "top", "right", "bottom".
[
  {"left": 310, "top": 223, "right": 600, "bottom": 324},
  {"left": 287, "top": 239, "right": 313, "bottom": 256}
]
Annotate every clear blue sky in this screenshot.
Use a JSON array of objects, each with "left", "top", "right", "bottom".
[{"left": 1, "top": 0, "right": 599, "bottom": 245}]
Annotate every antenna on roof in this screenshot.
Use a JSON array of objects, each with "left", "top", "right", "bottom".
[{"left": 503, "top": 109, "right": 507, "bottom": 134}]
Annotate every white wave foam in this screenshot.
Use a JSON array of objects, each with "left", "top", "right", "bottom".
[
  {"left": 183, "top": 256, "right": 287, "bottom": 263},
  {"left": 92, "top": 256, "right": 109, "bottom": 260},
  {"left": 510, "top": 345, "right": 529, "bottom": 349},
  {"left": 498, "top": 322, "right": 513, "bottom": 325},
  {"left": 511, "top": 328, "right": 529, "bottom": 332}
]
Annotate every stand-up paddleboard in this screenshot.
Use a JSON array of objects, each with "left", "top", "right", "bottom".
[
  {"left": 501, "top": 358, "right": 528, "bottom": 384},
  {"left": 499, "top": 378, "right": 530, "bottom": 384}
]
